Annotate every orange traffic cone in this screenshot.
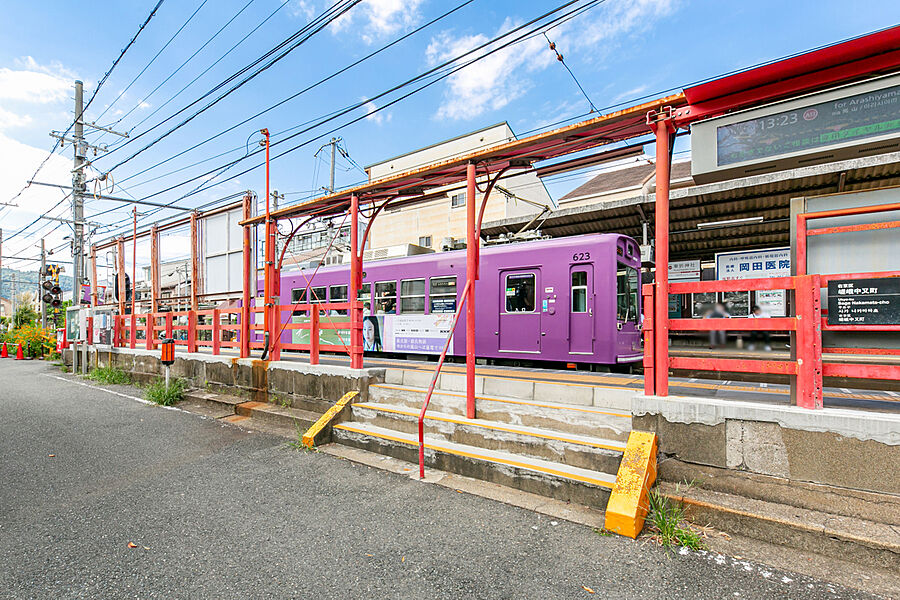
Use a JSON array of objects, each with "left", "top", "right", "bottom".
[
  {"left": 15, "top": 343, "right": 24, "bottom": 360},
  {"left": 0, "top": 342, "right": 7, "bottom": 358}
]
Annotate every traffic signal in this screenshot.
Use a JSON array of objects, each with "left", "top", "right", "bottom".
[{"left": 41, "top": 264, "right": 63, "bottom": 309}]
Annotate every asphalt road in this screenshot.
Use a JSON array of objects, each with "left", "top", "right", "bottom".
[{"left": 0, "top": 359, "right": 881, "bottom": 600}]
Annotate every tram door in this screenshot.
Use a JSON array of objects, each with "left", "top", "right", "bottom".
[
  {"left": 498, "top": 270, "right": 541, "bottom": 354},
  {"left": 616, "top": 262, "right": 641, "bottom": 357},
  {"left": 568, "top": 265, "right": 594, "bottom": 354}
]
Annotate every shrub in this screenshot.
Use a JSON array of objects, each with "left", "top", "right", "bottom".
[
  {"left": 6, "top": 324, "right": 55, "bottom": 358},
  {"left": 86, "top": 365, "right": 132, "bottom": 385},
  {"left": 144, "top": 377, "right": 185, "bottom": 406}
]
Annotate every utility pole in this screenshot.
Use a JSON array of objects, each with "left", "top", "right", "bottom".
[
  {"left": 51, "top": 80, "right": 126, "bottom": 307},
  {"left": 329, "top": 137, "right": 337, "bottom": 194},
  {"left": 40, "top": 239, "right": 47, "bottom": 328},
  {"left": 315, "top": 137, "right": 342, "bottom": 194},
  {"left": 72, "top": 80, "right": 85, "bottom": 300}
]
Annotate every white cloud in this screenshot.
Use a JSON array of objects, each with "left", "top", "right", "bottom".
[
  {"left": 612, "top": 84, "right": 650, "bottom": 103},
  {"left": 362, "top": 98, "right": 391, "bottom": 124},
  {"left": 0, "top": 132, "right": 75, "bottom": 259},
  {"left": 320, "top": 0, "right": 424, "bottom": 43},
  {"left": 427, "top": 19, "right": 553, "bottom": 121},
  {"left": 0, "top": 107, "right": 32, "bottom": 130},
  {"left": 287, "top": 0, "right": 317, "bottom": 21},
  {"left": 429, "top": 0, "right": 677, "bottom": 120},
  {"left": 0, "top": 60, "right": 72, "bottom": 104}
]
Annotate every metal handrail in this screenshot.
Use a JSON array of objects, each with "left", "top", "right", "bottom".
[{"left": 418, "top": 280, "right": 472, "bottom": 479}]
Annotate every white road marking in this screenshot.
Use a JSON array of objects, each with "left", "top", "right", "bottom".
[{"left": 43, "top": 374, "right": 187, "bottom": 413}]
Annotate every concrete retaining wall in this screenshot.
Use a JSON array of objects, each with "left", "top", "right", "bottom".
[
  {"left": 62, "top": 347, "right": 383, "bottom": 404},
  {"left": 633, "top": 395, "right": 900, "bottom": 495}
]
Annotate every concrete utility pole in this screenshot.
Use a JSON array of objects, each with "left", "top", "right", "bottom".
[
  {"left": 329, "top": 137, "right": 337, "bottom": 194},
  {"left": 72, "top": 80, "right": 85, "bottom": 299},
  {"left": 40, "top": 239, "right": 47, "bottom": 328}
]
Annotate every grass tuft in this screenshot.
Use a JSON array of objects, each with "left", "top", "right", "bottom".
[
  {"left": 645, "top": 488, "right": 706, "bottom": 551},
  {"left": 287, "top": 421, "right": 314, "bottom": 451},
  {"left": 86, "top": 365, "right": 132, "bottom": 385},
  {"left": 144, "top": 377, "right": 185, "bottom": 406}
]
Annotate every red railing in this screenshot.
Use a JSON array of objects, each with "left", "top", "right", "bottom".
[
  {"left": 111, "top": 301, "right": 358, "bottom": 364},
  {"left": 418, "top": 280, "right": 472, "bottom": 479},
  {"left": 645, "top": 199, "right": 900, "bottom": 407}
]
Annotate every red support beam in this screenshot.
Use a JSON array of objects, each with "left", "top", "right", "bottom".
[
  {"left": 648, "top": 108, "right": 676, "bottom": 397},
  {"left": 669, "top": 317, "right": 796, "bottom": 331},
  {"left": 807, "top": 220, "right": 900, "bottom": 237},
  {"left": 310, "top": 308, "right": 320, "bottom": 365},
  {"left": 145, "top": 315, "right": 154, "bottom": 350},
  {"left": 150, "top": 225, "right": 160, "bottom": 314},
  {"left": 349, "top": 193, "right": 363, "bottom": 369},
  {"left": 241, "top": 192, "right": 253, "bottom": 358},
  {"left": 670, "top": 356, "right": 798, "bottom": 375},
  {"left": 90, "top": 245, "right": 98, "bottom": 307},
  {"left": 212, "top": 308, "right": 221, "bottom": 355},
  {"left": 822, "top": 363, "right": 900, "bottom": 380},
  {"left": 190, "top": 212, "right": 200, "bottom": 313},
  {"left": 642, "top": 283, "right": 655, "bottom": 396},
  {"left": 465, "top": 162, "right": 477, "bottom": 419},
  {"left": 794, "top": 275, "right": 824, "bottom": 409}
]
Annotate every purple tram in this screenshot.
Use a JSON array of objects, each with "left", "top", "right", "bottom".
[{"left": 275, "top": 233, "right": 643, "bottom": 367}]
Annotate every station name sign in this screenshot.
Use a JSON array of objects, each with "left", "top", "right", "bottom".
[{"left": 827, "top": 277, "right": 900, "bottom": 326}]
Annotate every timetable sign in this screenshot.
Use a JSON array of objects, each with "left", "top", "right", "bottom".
[{"left": 827, "top": 278, "right": 900, "bottom": 326}]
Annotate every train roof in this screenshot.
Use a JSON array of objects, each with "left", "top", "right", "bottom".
[{"left": 281, "top": 232, "right": 633, "bottom": 277}]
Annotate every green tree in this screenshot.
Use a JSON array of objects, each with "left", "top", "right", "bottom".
[{"left": 13, "top": 304, "right": 39, "bottom": 329}]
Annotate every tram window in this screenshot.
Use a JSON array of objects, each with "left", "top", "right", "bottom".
[
  {"left": 571, "top": 271, "right": 588, "bottom": 313},
  {"left": 505, "top": 273, "right": 536, "bottom": 313},
  {"left": 616, "top": 265, "right": 639, "bottom": 323},
  {"left": 360, "top": 283, "right": 371, "bottom": 315},
  {"left": 430, "top": 276, "right": 457, "bottom": 313},
  {"left": 329, "top": 285, "right": 348, "bottom": 315},
  {"left": 400, "top": 278, "right": 426, "bottom": 314},
  {"left": 374, "top": 281, "right": 397, "bottom": 314}
]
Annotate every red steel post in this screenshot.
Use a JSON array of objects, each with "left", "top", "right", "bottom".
[
  {"left": 212, "top": 308, "right": 221, "bottom": 355},
  {"left": 90, "top": 245, "right": 98, "bottom": 307},
  {"left": 649, "top": 111, "right": 675, "bottom": 396},
  {"left": 642, "top": 283, "right": 656, "bottom": 396},
  {"left": 465, "top": 162, "right": 477, "bottom": 419},
  {"left": 187, "top": 311, "right": 197, "bottom": 353},
  {"left": 310, "top": 308, "right": 320, "bottom": 365},
  {"left": 190, "top": 212, "right": 200, "bottom": 313},
  {"left": 241, "top": 192, "right": 253, "bottom": 358},
  {"left": 130, "top": 208, "right": 137, "bottom": 349},
  {"left": 349, "top": 194, "right": 363, "bottom": 369},
  {"left": 145, "top": 315, "right": 153, "bottom": 350},
  {"left": 794, "top": 275, "right": 824, "bottom": 409},
  {"left": 150, "top": 225, "right": 160, "bottom": 314},
  {"left": 165, "top": 312, "right": 173, "bottom": 340}
]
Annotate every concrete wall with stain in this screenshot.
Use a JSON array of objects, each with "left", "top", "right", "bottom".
[
  {"left": 633, "top": 395, "right": 900, "bottom": 495},
  {"left": 63, "top": 347, "right": 384, "bottom": 405}
]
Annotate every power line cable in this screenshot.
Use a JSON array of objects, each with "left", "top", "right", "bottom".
[
  {"left": 104, "top": 0, "right": 477, "bottom": 187},
  {"left": 134, "top": 0, "right": 602, "bottom": 203},
  {"left": 97, "top": 0, "right": 258, "bottom": 143},
  {"left": 102, "top": 0, "right": 597, "bottom": 206},
  {"left": 93, "top": 0, "right": 361, "bottom": 169},
  {"left": 94, "top": 0, "right": 210, "bottom": 124}
]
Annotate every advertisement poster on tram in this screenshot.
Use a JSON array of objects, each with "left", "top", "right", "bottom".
[{"left": 293, "top": 313, "right": 453, "bottom": 354}]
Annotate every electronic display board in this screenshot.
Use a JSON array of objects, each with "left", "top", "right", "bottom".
[{"left": 717, "top": 84, "right": 900, "bottom": 166}]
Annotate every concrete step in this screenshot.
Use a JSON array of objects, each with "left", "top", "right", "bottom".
[
  {"left": 182, "top": 390, "right": 321, "bottom": 435},
  {"left": 383, "top": 367, "right": 635, "bottom": 412},
  {"left": 368, "top": 382, "right": 632, "bottom": 442},
  {"left": 663, "top": 482, "right": 900, "bottom": 572},
  {"left": 660, "top": 459, "right": 900, "bottom": 528},
  {"left": 350, "top": 402, "right": 625, "bottom": 473},
  {"left": 332, "top": 421, "right": 615, "bottom": 508}
]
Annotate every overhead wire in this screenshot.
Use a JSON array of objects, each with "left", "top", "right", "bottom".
[
  {"left": 94, "top": 0, "right": 210, "bottom": 125},
  {"left": 108, "top": 0, "right": 603, "bottom": 204},
  {"left": 93, "top": 0, "right": 362, "bottom": 170},
  {"left": 96, "top": 0, "right": 476, "bottom": 184}
]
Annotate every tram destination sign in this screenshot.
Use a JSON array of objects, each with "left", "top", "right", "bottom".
[{"left": 827, "top": 278, "right": 900, "bottom": 326}]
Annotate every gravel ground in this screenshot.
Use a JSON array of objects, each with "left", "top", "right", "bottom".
[{"left": 0, "top": 359, "right": 884, "bottom": 599}]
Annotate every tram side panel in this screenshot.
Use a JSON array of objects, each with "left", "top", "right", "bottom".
[{"left": 274, "top": 232, "right": 642, "bottom": 366}]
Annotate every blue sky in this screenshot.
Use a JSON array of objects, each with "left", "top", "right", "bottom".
[{"left": 1, "top": 0, "right": 898, "bottom": 269}]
